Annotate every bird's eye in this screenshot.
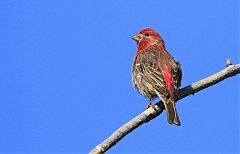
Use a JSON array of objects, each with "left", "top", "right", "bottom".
[{"left": 145, "top": 33, "right": 149, "bottom": 36}]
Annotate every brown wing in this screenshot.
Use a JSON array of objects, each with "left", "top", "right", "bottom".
[{"left": 132, "top": 48, "right": 169, "bottom": 97}]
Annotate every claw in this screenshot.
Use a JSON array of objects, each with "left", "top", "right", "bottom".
[{"left": 146, "top": 101, "right": 154, "bottom": 109}]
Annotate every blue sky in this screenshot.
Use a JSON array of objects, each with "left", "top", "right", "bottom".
[{"left": 0, "top": 0, "right": 239, "bottom": 153}]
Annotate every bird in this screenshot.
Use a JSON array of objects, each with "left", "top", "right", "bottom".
[{"left": 131, "top": 28, "right": 182, "bottom": 126}]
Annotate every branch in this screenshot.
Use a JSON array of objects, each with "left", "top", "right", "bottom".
[{"left": 90, "top": 63, "right": 240, "bottom": 154}]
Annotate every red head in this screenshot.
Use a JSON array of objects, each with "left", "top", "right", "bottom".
[{"left": 132, "top": 28, "right": 165, "bottom": 54}]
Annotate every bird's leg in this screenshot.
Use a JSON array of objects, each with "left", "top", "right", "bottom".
[{"left": 146, "top": 100, "right": 154, "bottom": 109}]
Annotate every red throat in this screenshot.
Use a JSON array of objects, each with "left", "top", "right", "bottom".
[
  {"left": 136, "top": 41, "right": 165, "bottom": 55},
  {"left": 136, "top": 39, "right": 150, "bottom": 54}
]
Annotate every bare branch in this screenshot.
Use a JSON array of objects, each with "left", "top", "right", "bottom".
[{"left": 90, "top": 63, "right": 240, "bottom": 154}]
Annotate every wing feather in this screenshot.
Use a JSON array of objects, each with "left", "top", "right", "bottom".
[{"left": 133, "top": 50, "right": 169, "bottom": 96}]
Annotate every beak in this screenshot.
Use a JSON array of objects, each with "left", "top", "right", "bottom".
[{"left": 132, "top": 34, "right": 142, "bottom": 42}]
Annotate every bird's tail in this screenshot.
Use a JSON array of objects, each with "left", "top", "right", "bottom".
[
  {"left": 164, "top": 96, "right": 181, "bottom": 126},
  {"left": 155, "top": 90, "right": 181, "bottom": 126}
]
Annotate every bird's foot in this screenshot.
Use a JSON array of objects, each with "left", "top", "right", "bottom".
[{"left": 146, "top": 101, "right": 154, "bottom": 109}]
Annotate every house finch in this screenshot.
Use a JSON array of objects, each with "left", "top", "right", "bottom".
[{"left": 132, "top": 28, "right": 182, "bottom": 126}]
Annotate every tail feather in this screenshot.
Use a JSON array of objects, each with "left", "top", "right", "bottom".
[
  {"left": 154, "top": 90, "right": 181, "bottom": 126},
  {"left": 165, "top": 98, "right": 180, "bottom": 126}
]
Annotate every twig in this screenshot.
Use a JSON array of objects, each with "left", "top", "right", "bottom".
[{"left": 90, "top": 63, "right": 240, "bottom": 154}]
